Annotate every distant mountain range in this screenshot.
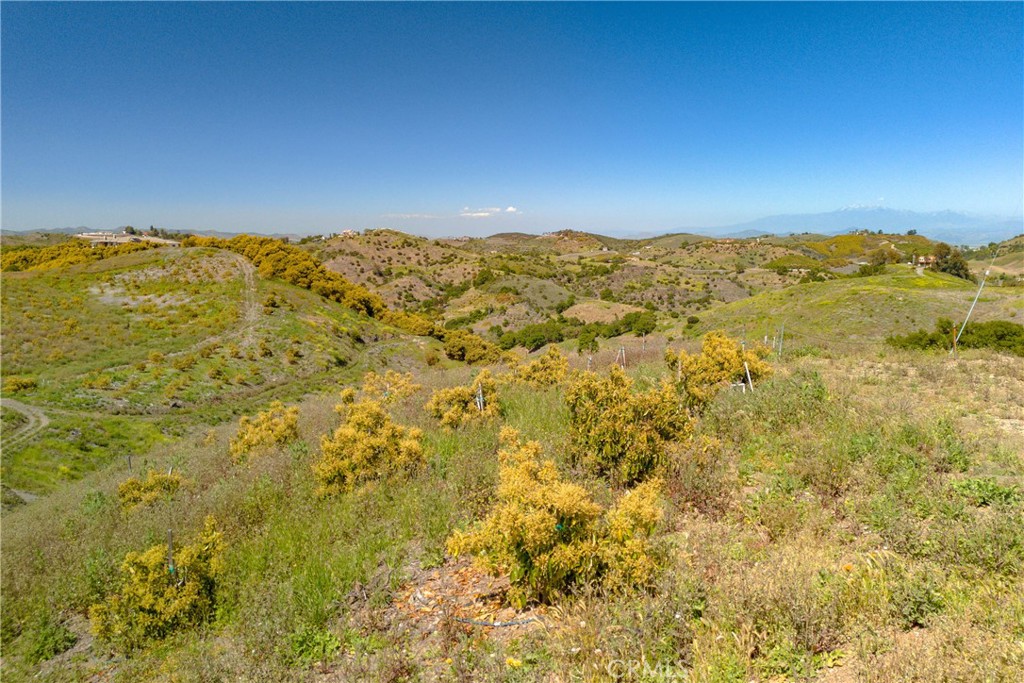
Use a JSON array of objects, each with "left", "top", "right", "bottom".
[{"left": 692, "top": 207, "right": 1022, "bottom": 245}]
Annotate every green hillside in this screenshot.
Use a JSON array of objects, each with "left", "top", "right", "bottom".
[
  {"left": 1, "top": 246, "right": 427, "bottom": 493},
  {"left": 679, "top": 265, "right": 1022, "bottom": 350}
]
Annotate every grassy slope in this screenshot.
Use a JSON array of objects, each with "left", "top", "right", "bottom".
[
  {"left": 0, "top": 247, "right": 426, "bottom": 493},
  {"left": 677, "top": 265, "right": 1023, "bottom": 350},
  {"left": 2, "top": 349, "right": 1022, "bottom": 681}
]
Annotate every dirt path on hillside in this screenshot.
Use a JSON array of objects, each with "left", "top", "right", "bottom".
[
  {"left": 1, "top": 397, "right": 50, "bottom": 451},
  {"left": 233, "top": 253, "right": 260, "bottom": 348}
]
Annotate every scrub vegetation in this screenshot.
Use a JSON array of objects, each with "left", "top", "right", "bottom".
[{"left": 2, "top": 230, "right": 1022, "bottom": 682}]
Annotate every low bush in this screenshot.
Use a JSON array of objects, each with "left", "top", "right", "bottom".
[
  {"left": 359, "top": 370, "right": 421, "bottom": 405},
  {"left": 229, "top": 401, "right": 300, "bottom": 463},
  {"left": 442, "top": 329, "right": 504, "bottom": 364},
  {"left": 313, "top": 399, "right": 424, "bottom": 497},
  {"left": 565, "top": 366, "right": 690, "bottom": 485},
  {"left": 381, "top": 310, "right": 439, "bottom": 337},
  {"left": 887, "top": 318, "right": 1024, "bottom": 356},
  {"left": 447, "top": 428, "right": 666, "bottom": 607},
  {"left": 666, "top": 435, "right": 734, "bottom": 515},
  {"left": 425, "top": 370, "right": 501, "bottom": 429},
  {"left": 665, "top": 331, "right": 773, "bottom": 409},
  {"left": 23, "top": 606, "right": 77, "bottom": 664},
  {"left": 505, "top": 346, "right": 569, "bottom": 388},
  {"left": 118, "top": 469, "right": 184, "bottom": 512},
  {"left": 89, "top": 516, "right": 223, "bottom": 652},
  {"left": 889, "top": 564, "right": 946, "bottom": 629},
  {"left": 2, "top": 376, "right": 37, "bottom": 393},
  {"left": 950, "top": 478, "right": 1021, "bottom": 507}
]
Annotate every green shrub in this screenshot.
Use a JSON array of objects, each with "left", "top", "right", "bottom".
[
  {"left": 448, "top": 428, "right": 666, "bottom": 607},
  {"left": 950, "top": 478, "right": 1021, "bottom": 507},
  {"left": 887, "top": 318, "right": 1024, "bottom": 356},
  {"left": 24, "top": 607, "right": 77, "bottom": 664},
  {"left": 89, "top": 517, "right": 223, "bottom": 652},
  {"left": 565, "top": 366, "right": 690, "bottom": 485},
  {"left": 890, "top": 565, "right": 946, "bottom": 629},
  {"left": 118, "top": 469, "right": 184, "bottom": 512},
  {"left": 229, "top": 401, "right": 300, "bottom": 463},
  {"left": 288, "top": 624, "right": 341, "bottom": 667},
  {"left": 313, "top": 398, "right": 424, "bottom": 497},
  {"left": 425, "top": 370, "right": 501, "bottom": 429}
]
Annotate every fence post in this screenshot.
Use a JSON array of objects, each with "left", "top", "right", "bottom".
[{"left": 167, "top": 529, "right": 176, "bottom": 576}]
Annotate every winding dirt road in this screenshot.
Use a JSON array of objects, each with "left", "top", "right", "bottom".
[{"left": 1, "top": 397, "right": 50, "bottom": 451}]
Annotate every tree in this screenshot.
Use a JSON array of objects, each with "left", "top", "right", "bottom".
[
  {"left": 907, "top": 229, "right": 917, "bottom": 235},
  {"left": 931, "top": 242, "right": 974, "bottom": 281},
  {"left": 577, "top": 329, "right": 599, "bottom": 354},
  {"left": 473, "top": 268, "right": 495, "bottom": 288}
]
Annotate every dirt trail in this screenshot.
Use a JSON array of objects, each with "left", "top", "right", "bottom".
[
  {"left": 233, "top": 253, "right": 260, "bottom": 348},
  {"left": 1, "top": 397, "right": 50, "bottom": 450}
]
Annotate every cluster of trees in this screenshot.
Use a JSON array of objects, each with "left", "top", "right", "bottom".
[
  {"left": 887, "top": 318, "right": 1023, "bottom": 356},
  {"left": 497, "top": 310, "right": 657, "bottom": 352},
  {"left": 930, "top": 243, "right": 973, "bottom": 281}
]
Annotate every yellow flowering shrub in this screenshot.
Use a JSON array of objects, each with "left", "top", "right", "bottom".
[
  {"left": 448, "top": 428, "right": 665, "bottom": 607},
  {"left": 565, "top": 366, "right": 691, "bottom": 485},
  {"left": 665, "top": 331, "right": 772, "bottom": 409},
  {"left": 89, "top": 516, "right": 223, "bottom": 652},
  {"left": 359, "top": 370, "right": 421, "bottom": 405},
  {"left": 2, "top": 376, "right": 37, "bottom": 392},
  {"left": 425, "top": 370, "right": 500, "bottom": 429},
  {"left": 505, "top": 347, "right": 569, "bottom": 388},
  {"left": 228, "top": 401, "right": 299, "bottom": 463},
  {"left": 442, "top": 329, "right": 504, "bottom": 365},
  {"left": 313, "top": 399, "right": 424, "bottom": 497},
  {"left": 118, "top": 470, "right": 184, "bottom": 512}
]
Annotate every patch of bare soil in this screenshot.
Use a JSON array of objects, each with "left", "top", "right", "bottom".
[
  {"left": 563, "top": 301, "right": 643, "bottom": 324},
  {"left": 387, "top": 556, "right": 547, "bottom": 645},
  {"left": 343, "top": 556, "right": 549, "bottom": 679}
]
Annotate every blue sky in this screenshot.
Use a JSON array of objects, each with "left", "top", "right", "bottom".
[{"left": 2, "top": 2, "right": 1021, "bottom": 236}]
